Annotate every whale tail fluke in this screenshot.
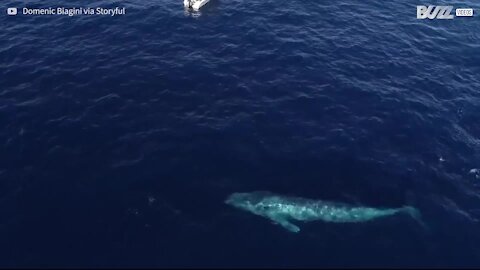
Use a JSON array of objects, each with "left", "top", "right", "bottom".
[
  {"left": 401, "top": 206, "right": 429, "bottom": 231},
  {"left": 402, "top": 206, "right": 421, "bottom": 220}
]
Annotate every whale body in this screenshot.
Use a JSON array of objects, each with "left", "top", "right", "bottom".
[{"left": 225, "top": 191, "right": 422, "bottom": 233}]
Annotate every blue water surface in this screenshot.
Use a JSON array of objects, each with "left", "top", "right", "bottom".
[{"left": 1, "top": 0, "right": 480, "bottom": 267}]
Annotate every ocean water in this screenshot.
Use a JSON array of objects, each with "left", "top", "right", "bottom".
[{"left": 1, "top": 0, "right": 480, "bottom": 267}]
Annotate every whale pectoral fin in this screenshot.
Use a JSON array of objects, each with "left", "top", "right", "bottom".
[
  {"left": 271, "top": 217, "right": 300, "bottom": 233},
  {"left": 279, "top": 220, "right": 300, "bottom": 233}
]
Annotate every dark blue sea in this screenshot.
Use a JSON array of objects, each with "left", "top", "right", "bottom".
[{"left": 1, "top": 0, "right": 480, "bottom": 267}]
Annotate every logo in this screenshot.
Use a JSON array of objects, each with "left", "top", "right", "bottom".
[
  {"left": 456, "top": 8, "right": 474, "bottom": 17},
  {"left": 417, "top": 5, "right": 454, "bottom": 19},
  {"left": 7, "top": 7, "right": 18, "bottom": 16}
]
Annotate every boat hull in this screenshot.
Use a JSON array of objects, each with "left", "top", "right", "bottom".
[{"left": 184, "top": 0, "right": 210, "bottom": 10}]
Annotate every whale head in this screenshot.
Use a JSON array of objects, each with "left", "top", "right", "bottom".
[
  {"left": 225, "top": 191, "right": 302, "bottom": 233},
  {"left": 225, "top": 191, "right": 275, "bottom": 213},
  {"left": 225, "top": 192, "right": 257, "bottom": 211}
]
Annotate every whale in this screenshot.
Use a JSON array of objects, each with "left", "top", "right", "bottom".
[{"left": 225, "top": 191, "right": 422, "bottom": 233}]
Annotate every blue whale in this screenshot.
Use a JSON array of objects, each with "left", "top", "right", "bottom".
[{"left": 225, "top": 191, "right": 422, "bottom": 233}]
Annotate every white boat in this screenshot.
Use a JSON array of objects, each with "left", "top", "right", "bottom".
[{"left": 184, "top": 0, "right": 210, "bottom": 10}]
